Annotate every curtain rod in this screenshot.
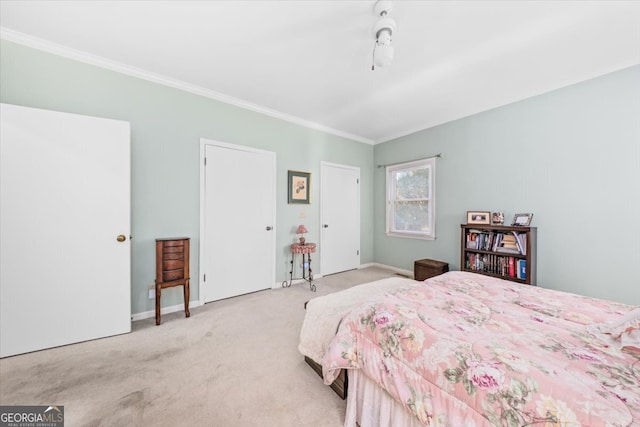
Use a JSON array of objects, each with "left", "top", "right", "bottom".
[{"left": 376, "top": 153, "right": 442, "bottom": 168}]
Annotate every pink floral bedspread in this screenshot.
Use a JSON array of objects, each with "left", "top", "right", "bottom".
[{"left": 322, "top": 271, "right": 640, "bottom": 426}]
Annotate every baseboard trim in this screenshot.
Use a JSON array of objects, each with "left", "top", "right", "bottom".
[
  {"left": 131, "top": 301, "right": 203, "bottom": 322},
  {"left": 271, "top": 263, "right": 412, "bottom": 289},
  {"left": 365, "top": 263, "right": 414, "bottom": 279},
  {"left": 134, "top": 264, "right": 411, "bottom": 319}
]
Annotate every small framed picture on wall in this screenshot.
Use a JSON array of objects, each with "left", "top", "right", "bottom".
[{"left": 288, "top": 170, "right": 311, "bottom": 204}]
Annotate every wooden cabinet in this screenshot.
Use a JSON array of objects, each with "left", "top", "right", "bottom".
[
  {"left": 155, "top": 237, "right": 190, "bottom": 325},
  {"left": 460, "top": 224, "right": 536, "bottom": 285}
]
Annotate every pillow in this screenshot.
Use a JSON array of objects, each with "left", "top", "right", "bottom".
[
  {"left": 621, "top": 328, "right": 640, "bottom": 352},
  {"left": 597, "top": 307, "right": 640, "bottom": 352},
  {"left": 606, "top": 307, "right": 640, "bottom": 336}
]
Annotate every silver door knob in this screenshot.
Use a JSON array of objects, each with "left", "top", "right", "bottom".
[{"left": 266, "top": 226, "right": 273, "bottom": 231}]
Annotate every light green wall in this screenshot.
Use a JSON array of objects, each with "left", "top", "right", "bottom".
[
  {"left": 3, "top": 39, "right": 638, "bottom": 309},
  {"left": 374, "top": 65, "right": 640, "bottom": 305},
  {"left": 0, "top": 40, "right": 375, "bottom": 315}
]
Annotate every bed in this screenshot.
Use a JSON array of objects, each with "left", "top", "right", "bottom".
[
  {"left": 299, "top": 276, "right": 419, "bottom": 398},
  {"left": 300, "top": 271, "right": 640, "bottom": 426}
]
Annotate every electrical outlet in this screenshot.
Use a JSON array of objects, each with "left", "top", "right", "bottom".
[{"left": 148, "top": 284, "right": 155, "bottom": 299}]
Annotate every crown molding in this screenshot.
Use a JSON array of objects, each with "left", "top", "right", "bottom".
[{"left": 1, "top": 27, "right": 374, "bottom": 145}]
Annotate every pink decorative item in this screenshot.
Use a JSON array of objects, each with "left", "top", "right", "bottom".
[{"left": 297, "top": 224, "right": 308, "bottom": 245}]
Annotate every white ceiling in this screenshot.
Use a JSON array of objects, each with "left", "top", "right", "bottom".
[{"left": 1, "top": 1, "right": 639, "bottom": 144}]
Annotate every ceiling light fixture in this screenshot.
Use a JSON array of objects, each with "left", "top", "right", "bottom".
[{"left": 372, "top": 0, "right": 396, "bottom": 70}]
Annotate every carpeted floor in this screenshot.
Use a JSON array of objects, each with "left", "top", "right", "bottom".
[{"left": 0, "top": 266, "right": 399, "bottom": 426}]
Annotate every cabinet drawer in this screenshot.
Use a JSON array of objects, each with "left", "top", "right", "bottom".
[
  {"left": 163, "top": 259, "right": 184, "bottom": 270},
  {"left": 162, "top": 240, "right": 185, "bottom": 247},
  {"left": 163, "top": 269, "right": 184, "bottom": 282},
  {"left": 163, "top": 245, "right": 185, "bottom": 254}
]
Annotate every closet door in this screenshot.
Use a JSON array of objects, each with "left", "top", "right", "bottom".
[
  {"left": 200, "top": 140, "right": 276, "bottom": 302},
  {"left": 320, "top": 162, "right": 360, "bottom": 276},
  {"left": 0, "top": 103, "right": 131, "bottom": 357}
]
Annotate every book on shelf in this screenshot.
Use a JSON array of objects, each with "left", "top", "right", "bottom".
[
  {"left": 467, "top": 230, "right": 497, "bottom": 251},
  {"left": 517, "top": 259, "right": 527, "bottom": 280},
  {"left": 492, "top": 234, "right": 503, "bottom": 251},
  {"left": 485, "top": 232, "right": 494, "bottom": 251},
  {"left": 512, "top": 232, "right": 526, "bottom": 255},
  {"left": 500, "top": 235, "right": 518, "bottom": 250},
  {"left": 489, "top": 232, "right": 524, "bottom": 254},
  {"left": 495, "top": 248, "right": 520, "bottom": 254},
  {"left": 467, "top": 253, "right": 518, "bottom": 279},
  {"left": 466, "top": 232, "right": 477, "bottom": 249}
]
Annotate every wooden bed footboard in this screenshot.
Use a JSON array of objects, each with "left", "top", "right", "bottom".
[{"left": 304, "top": 356, "right": 347, "bottom": 399}]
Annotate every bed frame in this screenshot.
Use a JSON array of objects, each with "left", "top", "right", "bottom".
[
  {"left": 301, "top": 271, "right": 451, "bottom": 403},
  {"left": 304, "top": 356, "right": 347, "bottom": 399},
  {"left": 303, "top": 299, "right": 348, "bottom": 399}
]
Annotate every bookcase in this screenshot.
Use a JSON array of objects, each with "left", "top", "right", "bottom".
[{"left": 460, "top": 224, "right": 537, "bottom": 285}]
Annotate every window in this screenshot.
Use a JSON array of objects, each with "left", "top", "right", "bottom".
[{"left": 386, "top": 158, "right": 436, "bottom": 239}]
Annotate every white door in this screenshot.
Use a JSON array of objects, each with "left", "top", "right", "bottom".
[
  {"left": 0, "top": 103, "right": 131, "bottom": 358},
  {"left": 320, "top": 162, "right": 360, "bottom": 276},
  {"left": 200, "top": 140, "right": 275, "bottom": 302}
]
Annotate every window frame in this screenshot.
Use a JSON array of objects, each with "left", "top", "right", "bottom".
[{"left": 385, "top": 157, "right": 436, "bottom": 240}]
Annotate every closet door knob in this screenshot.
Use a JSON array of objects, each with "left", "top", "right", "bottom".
[
  {"left": 116, "top": 234, "right": 126, "bottom": 242},
  {"left": 266, "top": 226, "right": 273, "bottom": 231}
]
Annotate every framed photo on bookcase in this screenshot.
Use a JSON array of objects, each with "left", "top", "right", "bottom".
[
  {"left": 512, "top": 213, "right": 533, "bottom": 226},
  {"left": 466, "top": 211, "right": 491, "bottom": 225}
]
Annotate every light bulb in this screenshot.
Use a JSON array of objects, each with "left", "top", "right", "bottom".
[
  {"left": 374, "top": 44, "right": 394, "bottom": 67},
  {"left": 374, "top": 28, "right": 394, "bottom": 67}
]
